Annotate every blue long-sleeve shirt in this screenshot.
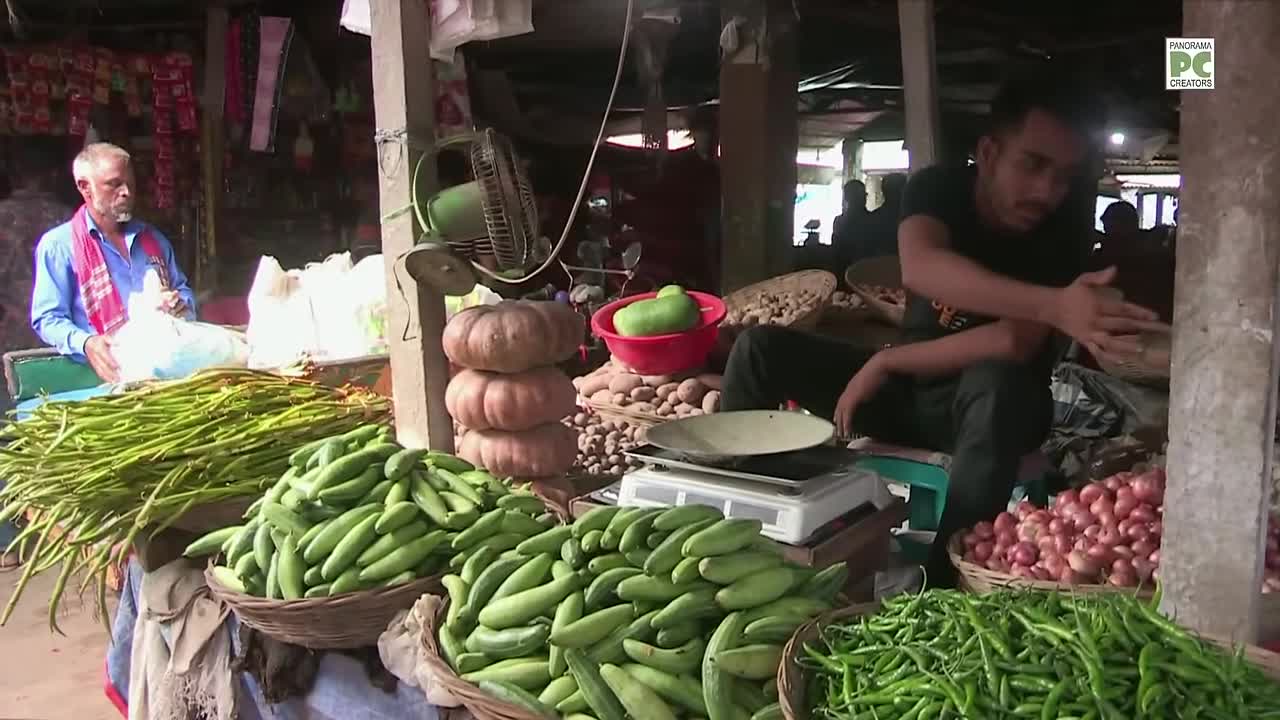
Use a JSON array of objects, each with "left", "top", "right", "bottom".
[{"left": 30, "top": 214, "right": 196, "bottom": 362}]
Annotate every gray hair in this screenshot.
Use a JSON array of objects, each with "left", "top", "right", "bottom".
[{"left": 72, "top": 142, "right": 131, "bottom": 183}]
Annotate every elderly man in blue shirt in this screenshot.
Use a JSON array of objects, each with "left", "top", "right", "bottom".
[{"left": 30, "top": 142, "right": 196, "bottom": 382}]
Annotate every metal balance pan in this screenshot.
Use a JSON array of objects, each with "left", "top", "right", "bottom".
[{"left": 644, "top": 410, "right": 835, "bottom": 466}]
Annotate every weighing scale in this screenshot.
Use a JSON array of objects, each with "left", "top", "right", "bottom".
[{"left": 615, "top": 441, "right": 896, "bottom": 546}]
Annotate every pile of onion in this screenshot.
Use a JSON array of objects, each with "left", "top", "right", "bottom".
[{"left": 959, "top": 467, "right": 1280, "bottom": 591}]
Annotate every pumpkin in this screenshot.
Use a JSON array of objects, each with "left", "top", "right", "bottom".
[
  {"left": 443, "top": 301, "right": 584, "bottom": 373},
  {"left": 446, "top": 366, "right": 576, "bottom": 432},
  {"left": 457, "top": 422, "right": 578, "bottom": 478}
]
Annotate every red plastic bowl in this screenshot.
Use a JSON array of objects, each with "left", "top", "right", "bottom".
[{"left": 591, "top": 290, "right": 726, "bottom": 375}]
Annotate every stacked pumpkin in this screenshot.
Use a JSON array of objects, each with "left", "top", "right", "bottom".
[{"left": 444, "top": 301, "right": 584, "bottom": 478}]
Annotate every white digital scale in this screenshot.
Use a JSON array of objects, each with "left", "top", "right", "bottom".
[{"left": 613, "top": 442, "right": 895, "bottom": 545}]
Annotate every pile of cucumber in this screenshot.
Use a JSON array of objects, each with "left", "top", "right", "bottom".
[
  {"left": 436, "top": 503, "right": 849, "bottom": 720},
  {"left": 186, "top": 424, "right": 557, "bottom": 599}
]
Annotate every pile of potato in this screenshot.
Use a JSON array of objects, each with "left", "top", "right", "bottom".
[
  {"left": 723, "top": 287, "right": 822, "bottom": 329},
  {"left": 853, "top": 284, "right": 907, "bottom": 306},
  {"left": 564, "top": 410, "right": 645, "bottom": 476},
  {"left": 573, "top": 361, "right": 722, "bottom": 419},
  {"left": 829, "top": 290, "right": 864, "bottom": 311}
]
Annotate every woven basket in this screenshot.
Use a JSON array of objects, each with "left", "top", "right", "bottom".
[
  {"left": 1093, "top": 325, "right": 1171, "bottom": 387},
  {"left": 206, "top": 566, "right": 443, "bottom": 649},
  {"left": 584, "top": 396, "right": 664, "bottom": 428},
  {"left": 947, "top": 535, "right": 1155, "bottom": 599},
  {"left": 723, "top": 270, "right": 837, "bottom": 331},
  {"left": 844, "top": 256, "right": 905, "bottom": 327},
  {"left": 420, "top": 598, "right": 547, "bottom": 720}
]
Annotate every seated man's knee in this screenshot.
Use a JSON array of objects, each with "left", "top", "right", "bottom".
[
  {"left": 726, "top": 325, "right": 791, "bottom": 365},
  {"left": 954, "top": 361, "right": 1051, "bottom": 443}
]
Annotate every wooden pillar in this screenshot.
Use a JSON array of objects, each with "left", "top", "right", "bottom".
[
  {"left": 369, "top": 0, "right": 454, "bottom": 452},
  {"left": 199, "top": 4, "right": 228, "bottom": 294},
  {"left": 1162, "top": 0, "right": 1280, "bottom": 641},
  {"left": 897, "top": 0, "right": 941, "bottom": 170},
  {"left": 719, "top": 0, "right": 798, "bottom": 292}
]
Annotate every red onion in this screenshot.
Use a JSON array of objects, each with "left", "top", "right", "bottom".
[
  {"left": 1126, "top": 524, "right": 1151, "bottom": 543},
  {"left": 1071, "top": 510, "right": 1097, "bottom": 532},
  {"left": 1131, "top": 471, "right": 1165, "bottom": 504},
  {"left": 1090, "top": 496, "right": 1116, "bottom": 518},
  {"left": 963, "top": 532, "right": 981, "bottom": 549},
  {"left": 1096, "top": 510, "right": 1117, "bottom": 528},
  {"left": 995, "top": 531, "right": 1017, "bottom": 550},
  {"left": 1130, "top": 539, "right": 1156, "bottom": 557},
  {"left": 1015, "top": 500, "right": 1035, "bottom": 520},
  {"left": 993, "top": 512, "right": 1017, "bottom": 534},
  {"left": 1149, "top": 519, "right": 1162, "bottom": 538},
  {"left": 1017, "top": 523, "right": 1041, "bottom": 543},
  {"left": 1130, "top": 504, "right": 1158, "bottom": 523},
  {"left": 1043, "top": 553, "right": 1066, "bottom": 577},
  {"left": 1131, "top": 557, "right": 1155, "bottom": 581},
  {"left": 1103, "top": 475, "right": 1124, "bottom": 492},
  {"left": 1011, "top": 542, "right": 1038, "bottom": 567},
  {"left": 1032, "top": 565, "right": 1053, "bottom": 581},
  {"left": 985, "top": 556, "right": 1006, "bottom": 572},
  {"left": 1086, "top": 543, "right": 1115, "bottom": 565},
  {"left": 1027, "top": 509, "right": 1052, "bottom": 525},
  {"left": 1059, "top": 568, "right": 1087, "bottom": 584},
  {"left": 1052, "top": 535, "right": 1073, "bottom": 555},
  {"left": 1118, "top": 518, "right": 1135, "bottom": 537},
  {"left": 1055, "top": 489, "right": 1080, "bottom": 508},
  {"left": 1111, "top": 558, "right": 1132, "bottom": 575},
  {"left": 1114, "top": 494, "right": 1138, "bottom": 520},
  {"left": 1012, "top": 565, "right": 1037, "bottom": 579},
  {"left": 1084, "top": 525, "right": 1103, "bottom": 540},
  {"left": 973, "top": 521, "right": 995, "bottom": 540},
  {"left": 1112, "top": 545, "right": 1134, "bottom": 559},
  {"left": 1097, "top": 526, "right": 1123, "bottom": 547},
  {"left": 1079, "top": 484, "right": 1105, "bottom": 505},
  {"left": 1067, "top": 550, "right": 1100, "bottom": 577},
  {"left": 1109, "top": 568, "right": 1137, "bottom": 587},
  {"left": 973, "top": 542, "right": 994, "bottom": 562},
  {"left": 1149, "top": 549, "right": 1161, "bottom": 565},
  {"left": 1048, "top": 518, "right": 1066, "bottom": 535}
]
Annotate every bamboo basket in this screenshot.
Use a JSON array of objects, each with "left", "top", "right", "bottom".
[
  {"left": 583, "top": 396, "right": 664, "bottom": 428},
  {"left": 947, "top": 535, "right": 1155, "bottom": 599},
  {"left": 206, "top": 566, "right": 444, "bottom": 649},
  {"left": 420, "top": 598, "right": 547, "bottom": 720},
  {"left": 723, "top": 270, "right": 837, "bottom": 331}
]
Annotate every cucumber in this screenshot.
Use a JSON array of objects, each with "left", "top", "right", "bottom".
[
  {"left": 682, "top": 519, "right": 764, "bottom": 558},
  {"left": 645, "top": 519, "right": 717, "bottom": 576},
  {"left": 317, "top": 465, "right": 383, "bottom": 504},
  {"left": 304, "top": 504, "right": 381, "bottom": 564},
  {"left": 478, "top": 574, "right": 582, "bottom": 630},
  {"left": 232, "top": 551, "right": 259, "bottom": 581},
  {"left": 321, "top": 514, "right": 381, "bottom": 581},
  {"left": 564, "top": 714, "right": 599, "bottom": 720},
  {"left": 652, "top": 504, "right": 723, "bottom": 532},
  {"left": 328, "top": 565, "right": 367, "bottom": 595},
  {"left": 304, "top": 583, "right": 332, "bottom": 598},
  {"left": 517, "top": 525, "right": 574, "bottom": 556},
  {"left": 462, "top": 658, "right": 551, "bottom": 690},
  {"left": 442, "top": 574, "right": 473, "bottom": 633},
  {"left": 459, "top": 468, "right": 499, "bottom": 486},
  {"left": 441, "top": 490, "right": 478, "bottom": 515},
  {"left": 296, "top": 516, "right": 330, "bottom": 551},
  {"left": 461, "top": 545, "right": 498, "bottom": 584},
  {"left": 562, "top": 537, "right": 585, "bottom": 569},
  {"left": 183, "top": 525, "right": 243, "bottom": 558},
  {"left": 438, "top": 622, "right": 467, "bottom": 669},
  {"left": 264, "top": 551, "right": 281, "bottom": 599},
  {"left": 437, "top": 468, "right": 486, "bottom": 507},
  {"left": 550, "top": 604, "right": 636, "bottom": 648},
  {"left": 452, "top": 508, "right": 507, "bottom": 551},
  {"left": 539, "top": 675, "right": 580, "bottom": 708},
  {"left": 339, "top": 423, "right": 384, "bottom": 446},
  {"left": 565, "top": 649, "right": 627, "bottom": 720},
  {"left": 384, "top": 447, "right": 428, "bottom": 480},
  {"left": 457, "top": 533, "right": 525, "bottom": 563},
  {"left": 703, "top": 613, "right": 747, "bottom": 720},
  {"left": 603, "top": 508, "right": 656, "bottom": 549},
  {"left": 303, "top": 565, "right": 325, "bottom": 587},
  {"left": 617, "top": 575, "right": 704, "bottom": 604},
  {"left": 490, "top": 553, "right": 555, "bottom": 604},
  {"left": 310, "top": 444, "right": 396, "bottom": 498},
  {"left": 656, "top": 622, "right": 703, "bottom": 649},
  {"left": 751, "top": 703, "right": 782, "bottom": 720},
  {"left": 710, "top": 645, "right": 782, "bottom": 680},
  {"left": 587, "top": 553, "right": 630, "bottom": 575},
  {"left": 621, "top": 664, "right": 708, "bottom": 716},
  {"left": 379, "top": 570, "right": 417, "bottom": 588},
  {"left": 585, "top": 567, "right": 643, "bottom": 609},
  {"left": 280, "top": 488, "right": 307, "bottom": 513},
  {"left": 618, "top": 512, "right": 658, "bottom": 554},
  {"left": 310, "top": 438, "right": 346, "bottom": 470},
  {"left": 797, "top": 562, "right": 848, "bottom": 602},
  {"left": 427, "top": 451, "right": 474, "bottom": 474},
  {"left": 732, "top": 679, "right": 769, "bottom": 713},
  {"left": 359, "top": 479, "right": 395, "bottom": 506},
  {"left": 623, "top": 637, "right": 705, "bottom": 675},
  {"left": 466, "top": 624, "right": 551, "bottom": 660},
  {"left": 410, "top": 471, "right": 450, "bottom": 525},
  {"left": 646, "top": 532, "right": 668, "bottom": 550},
  {"left": 375, "top": 501, "right": 422, "bottom": 535},
  {"left": 277, "top": 536, "right": 305, "bottom": 600},
  {"left": 742, "top": 616, "right": 804, "bottom": 644},
  {"left": 478, "top": 680, "right": 556, "bottom": 718},
  {"left": 556, "top": 691, "right": 591, "bottom": 714},
  {"left": 502, "top": 510, "right": 550, "bottom": 536},
  {"left": 550, "top": 591, "right": 584, "bottom": 677},
  {"left": 589, "top": 609, "right": 660, "bottom": 664},
  {"left": 465, "top": 556, "right": 529, "bottom": 615},
  {"left": 741, "top": 597, "right": 831, "bottom": 625},
  {"left": 385, "top": 476, "right": 411, "bottom": 506},
  {"left": 359, "top": 529, "right": 448, "bottom": 583},
  {"left": 572, "top": 506, "right": 621, "bottom": 538},
  {"left": 357, "top": 519, "right": 430, "bottom": 567},
  {"left": 580, "top": 529, "right": 604, "bottom": 555},
  {"left": 552, "top": 560, "right": 576, "bottom": 581},
  {"left": 210, "top": 566, "right": 246, "bottom": 593},
  {"left": 498, "top": 494, "right": 547, "bottom": 516},
  {"left": 715, "top": 567, "right": 797, "bottom": 611},
  {"left": 262, "top": 502, "right": 312, "bottom": 538},
  {"left": 670, "top": 556, "right": 700, "bottom": 585},
  {"left": 697, "top": 552, "right": 783, "bottom": 585},
  {"left": 599, "top": 663, "right": 678, "bottom": 720},
  {"left": 624, "top": 549, "right": 651, "bottom": 568},
  {"left": 455, "top": 652, "right": 491, "bottom": 674},
  {"left": 288, "top": 436, "right": 331, "bottom": 469},
  {"left": 228, "top": 521, "right": 261, "bottom": 565}
]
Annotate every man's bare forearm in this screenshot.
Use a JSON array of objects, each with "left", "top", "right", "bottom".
[{"left": 875, "top": 321, "right": 1043, "bottom": 378}]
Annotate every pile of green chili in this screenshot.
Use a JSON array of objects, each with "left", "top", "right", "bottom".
[
  {"left": 801, "top": 589, "right": 1280, "bottom": 720},
  {"left": 0, "top": 368, "right": 390, "bottom": 630}
]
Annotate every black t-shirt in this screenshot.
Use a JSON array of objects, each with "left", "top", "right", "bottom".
[{"left": 898, "top": 164, "right": 1088, "bottom": 376}]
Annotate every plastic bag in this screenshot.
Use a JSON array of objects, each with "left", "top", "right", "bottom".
[{"left": 112, "top": 269, "right": 249, "bottom": 382}]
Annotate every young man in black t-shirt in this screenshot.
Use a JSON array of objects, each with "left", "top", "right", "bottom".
[{"left": 721, "top": 71, "right": 1161, "bottom": 587}]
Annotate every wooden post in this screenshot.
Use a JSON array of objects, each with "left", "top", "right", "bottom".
[
  {"left": 1162, "top": 0, "right": 1280, "bottom": 641},
  {"left": 719, "top": 0, "right": 798, "bottom": 292},
  {"left": 199, "top": 4, "right": 228, "bottom": 294},
  {"left": 369, "top": 0, "right": 454, "bottom": 452},
  {"left": 897, "top": 0, "right": 941, "bottom": 170}
]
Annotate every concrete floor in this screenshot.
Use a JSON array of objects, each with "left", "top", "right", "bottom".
[{"left": 0, "top": 566, "right": 120, "bottom": 720}]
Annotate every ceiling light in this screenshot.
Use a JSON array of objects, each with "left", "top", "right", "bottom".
[{"left": 1109, "top": 132, "right": 1126, "bottom": 146}]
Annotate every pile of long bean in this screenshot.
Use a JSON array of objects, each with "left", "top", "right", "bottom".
[
  {"left": 802, "top": 589, "right": 1280, "bottom": 719},
  {"left": 0, "top": 368, "right": 390, "bottom": 630}
]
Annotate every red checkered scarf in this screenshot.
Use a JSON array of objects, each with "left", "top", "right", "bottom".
[{"left": 68, "top": 205, "right": 166, "bottom": 335}]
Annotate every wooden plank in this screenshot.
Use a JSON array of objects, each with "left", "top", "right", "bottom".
[
  {"left": 199, "top": 4, "right": 227, "bottom": 294},
  {"left": 368, "top": 0, "right": 454, "bottom": 452},
  {"left": 897, "top": 0, "right": 941, "bottom": 170},
  {"left": 1161, "top": 0, "right": 1280, "bottom": 642}
]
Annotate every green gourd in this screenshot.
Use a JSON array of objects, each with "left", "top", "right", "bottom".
[{"left": 614, "top": 289, "right": 700, "bottom": 338}]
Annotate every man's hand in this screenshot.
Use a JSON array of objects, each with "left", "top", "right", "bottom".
[
  {"left": 159, "top": 290, "right": 188, "bottom": 317},
  {"left": 85, "top": 335, "right": 121, "bottom": 383},
  {"left": 834, "top": 354, "right": 890, "bottom": 439},
  {"left": 1046, "top": 267, "right": 1164, "bottom": 357}
]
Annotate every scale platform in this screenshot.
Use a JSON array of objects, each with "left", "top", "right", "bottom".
[{"left": 617, "top": 443, "right": 894, "bottom": 545}]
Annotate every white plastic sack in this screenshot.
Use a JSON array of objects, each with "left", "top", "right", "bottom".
[
  {"left": 113, "top": 270, "right": 249, "bottom": 382},
  {"left": 431, "top": 0, "right": 533, "bottom": 62}
]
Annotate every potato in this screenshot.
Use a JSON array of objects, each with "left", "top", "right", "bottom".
[
  {"left": 687, "top": 409, "right": 705, "bottom": 417},
  {"left": 577, "top": 373, "right": 613, "bottom": 397},
  {"left": 695, "top": 374, "right": 722, "bottom": 391},
  {"left": 631, "top": 402, "right": 656, "bottom": 414},
  {"left": 604, "top": 442, "right": 618, "bottom": 455},
  {"left": 655, "top": 382, "right": 680, "bottom": 398},
  {"left": 702, "top": 390, "right": 721, "bottom": 414},
  {"left": 630, "top": 386, "right": 657, "bottom": 402},
  {"left": 674, "top": 402, "right": 696, "bottom": 416},
  {"left": 574, "top": 412, "right": 589, "bottom": 426},
  {"left": 611, "top": 392, "right": 628, "bottom": 405},
  {"left": 605, "top": 430, "right": 620, "bottom": 443},
  {"left": 656, "top": 402, "right": 673, "bottom": 416},
  {"left": 590, "top": 389, "right": 613, "bottom": 403},
  {"left": 608, "top": 374, "right": 644, "bottom": 394},
  {"left": 640, "top": 374, "right": 673, "bottom": 387},
  {"left": 676, "top": 379, "right": 708, "bottom": 404}
]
